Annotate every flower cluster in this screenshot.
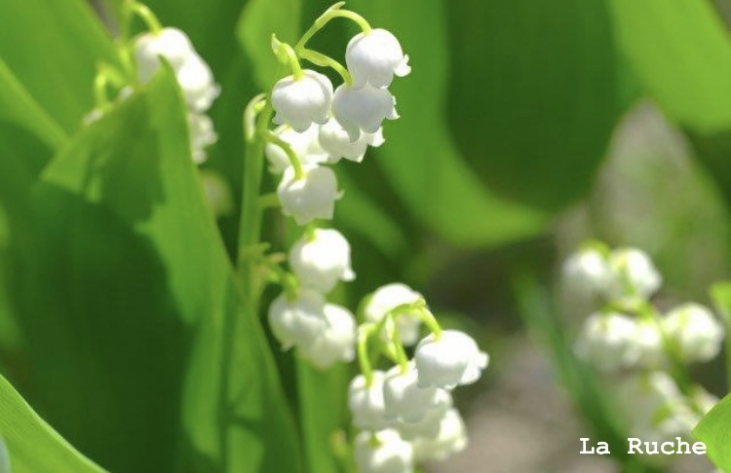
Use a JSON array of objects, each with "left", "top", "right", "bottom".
[
  {"left": 134, "top": 26, "right": 220, "bottom": 163},
  {"left": 564, "top": 242, "right": 723, "bottom": 447},
  {"left": 257, "top": 6, "right": 488, "bottom": 472}
]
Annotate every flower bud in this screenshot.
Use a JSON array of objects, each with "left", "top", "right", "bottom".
[
  {"left": 575, "top": 312, "right": 643, "bottom": 371},
  {"left": 332, "top": 84, "right": 398, "bottom": 142},
  {"left": 349, "top": 371, "right": 390, "bottom": 430},
  {"left": 412, "top": 409, "right": 468, "bottom": 462},
  {"left": 318, "top": 118, "right": 384, "bottom": 163},
  {"left": 364, "top": 283, "right": 423, "bottom": 346},
  {"left": 267, "top": 290, "right": 328, "bottom": 350},
  {"left": 607, "top": 248, "right": 662, "bottom": 300},
  {"left": 346, "top": 28, "right": 411, "bottom": 89},
  {"left": 277, "top": 164, "right": 341, "bottom": 225},
  {"left": 414, "top": 330, "right": 488, "bottom": 389},
  {"left": 298, "top": 304, "right": 356, "bottom": 369},
  {"left": 265, "top": 125, "right": 328, "bottom": 174},
  {"left": 354, "top": 429, "right": 414, "bottom": 473},
  {"left": 289, "top": 228, "right": 355, "bottom": 293},
  {"left": 661, "top": 303, "right": 724, "bottom": 363},
  {"left": 272, "top": 70, "right": 333, "bottom": 132}
]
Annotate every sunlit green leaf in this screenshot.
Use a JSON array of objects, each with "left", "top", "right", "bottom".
[
  {"left": 0, "top": 373, "right": 105, "bottom": 473},
  {"left": 694, "top": 392, "right": 731, "bottom": 471}
]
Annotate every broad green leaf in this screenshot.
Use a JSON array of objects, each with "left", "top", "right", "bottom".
[
  {"left": 296, "top": 361, "right": 350, "bottom": 473},
  {"left": 694, "top": 393, "right": 731, "bottom": 471},
  {"left": 610, "top": 0, "right": 731, "bottom": 133},
  {"left": 347, "top": 0, "right": 547, "bottom": 247},
  {"left": 0, "top": 0, "right": 119, "bottom": 134},
  {"left": 4, "top": 68, "right": 301, "bottom": 472},
  {"left": 447, "top": 0, "right": 622, "bottom": 210},
  {"left": 0, "top": 373, "right": 105, "bottom": 473},
  {"left": 237, "top": 0, "right": 302, "bottom": 90},
  {"left": 710, "top": 282, "right": 731, "bottom": 388},
  {"left": 609, "top": 0, "right": 731, "bottom": 208}
]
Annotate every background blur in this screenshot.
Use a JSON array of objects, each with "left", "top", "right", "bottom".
[{"left": 2, "top": 0, "right": 731, "bottom": 472}]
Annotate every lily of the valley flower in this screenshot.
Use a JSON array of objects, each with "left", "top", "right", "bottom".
[
  {"left": 298, "top": 303, "right": 357, "bottom": 369},
  {"left": 289, "top": 228, "right": 355, "bottom": 293},
  {"left": 575, "top": 312, "right": 643, "bottom": 371},
  {"left": 318, "top": 118, "right": 385, "bottom": 163},
  {"left": 383, "top": 363, "right": 442, "bottom": 423},
  {"left": 349, "top": 371, "right": 390, "bottom": 430},
  {"left": 267, "top": 290, "right": 328, "bottom": 350},
  {"left": 607, "top": 248, "right": 662, "bottom": 300},
  {"left": 332, "top": 84, "right": 398, "bottom": 142},
  {"left": 265, "top": 125, "right": 328, "bottom": 174},
  {"left": 364, "top": 283, "right": 423, "bottom": 346},
  {"left": 272, "top": 70, "right": 333, "bottom": 132},
  {"left": 414, "top": 330, "right": 488, "bottom": 389},
  {"left": 346, "top": 28, "right": 411, "bottom": 89},
  {"left": 354, "top": 429, "right": 414, "bottom": 473},
  {"left": 412, "top": 408, "right": 468, "bottom": 462},
  {"left": 188, "top": 112, "right": 217, "bottom": 164},
  {"left": 661, "top": 303, "right": 724, "bottom": 363},
  {"left": 277, "top": 164, "right": 341, "bottom": 225}
]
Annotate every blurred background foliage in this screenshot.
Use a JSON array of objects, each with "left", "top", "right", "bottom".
[{"left": 1, "top": 0, "right": 731, "bottom": 472}]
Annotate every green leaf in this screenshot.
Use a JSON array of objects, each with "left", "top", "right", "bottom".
[
  {"left": 347, "top": 0, "right": 547, "bottom": 247},
  {"left": 447, "top": 0, "right": 622, "bottom": 210},
  {"left": 4, "top": 68, "right": 301, "bottom": 472},
  {"left": 609, "top": 0, "right": 731, "bottom": 207},
  {"left": 0, "top": 0, "right": 119, "bottom": 134},
  {"left": 710, "top": 282, "right": 731, "bottom": 389},
  {"left": 0, "top": 373, "right": 105, "bottom": 473},
  {"left": 237, "top": 0, "right": 302, "bottom": 90},
  {"left": 694, "top": 392, "right": 731, "bottom": 471}
]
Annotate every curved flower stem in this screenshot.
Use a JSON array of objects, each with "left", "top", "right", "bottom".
[
  {"left": 418, "top": 307, "right": 442, "bottom": 339},
  {"left": 272, "top": 36, "right": 304, "bottom": 80},
  {"left": 296, "top": 2, "right": 371, "bottom": 50},
  {"left": 127, "top": 0, "right": 162, "bottom": 34},
  {"left": 263, "top": 131, "right": 305, "bottom": 179},
  {"left": 357, "top": 326, "right": 374, "bottom": 385},
  {"left": 389, "top": 316, "right": 410, "bottom": 373},
  {"left": 298, "top": 49, "right": 352, "bottom": 87},
  {"left": 257, "top": 193, "right": 281, "bottom": 209}
]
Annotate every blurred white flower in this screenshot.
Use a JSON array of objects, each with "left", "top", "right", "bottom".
[
  {"left": 289, "top": 228, "right": 355, "bottom": 293},
  {"left": 267, "top": 290, "right": 328, "bottom": 350},
  {"left": 318, "top": 118, "right": 384, "bottom": 163},
  {"left": 364, "top": 283, "right": 423, "bottom": 346},
  {"left": 575, "top": 312, "right": 642, "bottom": 371},
  {"left": 349, "top": 371, "right": 390, "bottom": 430},
  {"left": 607, "top": 248, "right": 662, "bottom": 300},
  {"left": 298, "top": 303, "right": 356, "bottom": 369},
  {"left": 661, "top": 303, "right": 724, "bottom": 363},
  {"left": 412, "top": 408, "right": 468, "bottom": 462},
  {"left": 354, "top": 429, "right": 414, "bottom": 473},
  {"left": 200, "top": 170, "right": 233, "bottom": 218},
  {"left": 346, "top": 28, "right": 411, "bottom": 89},
  {"left": 277, "top": 164, "right": 341, "bottom": 225},
  {"left": 414, "top": 330, "right": 488, "bottom": 389},
  {"left": 383, "top": 363, "right": 442, "bottom": 423},
  {"left": 332, "top": 84, "right": 398, "bottom": 142},
  {"left": 396, "top": 389, "right": 452, "bottom": 441},
  {"left": 272, "top": 70, "right": 333, "bottom": 132},
  {"left": 561, "top": 246, "right": 612, "bottom": 301},
  {"left": 188, "top": 112, "right": 217, "bottom": 164},
  {"left": 264, "top": 125, "right": 328, "bottom": 174}
]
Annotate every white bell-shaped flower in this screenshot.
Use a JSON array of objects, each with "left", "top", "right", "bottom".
[
  {"left": 412, "top": 408, "right": 468, "bottom": 462},
  {"left": 188, "top": 112, "right": 217, "bottom": 164},
  {"left": 265, "top": 125, "right": 328, "bottom": 174},
  {"left": 354, "top": 429, "right": 414, "bottom": 473},
  {"left": 134, "top": 28, "right": 194, "bottom": 82},
  {"left": 318, "top": 118, "right": 384, "bottom": 163},
  {"left": 346, "top": 28, "right": 411, "bottom": 89},
  {"left": 289, "top": 228, "right": 355, "bottom": 293},
  {"left": 661, "top": 303, "right": 724, "bottom": 363},
  {"left": 414, "top": 330, "right": 488, "bottom": 389},
  {"left": 561, "top": 247, "right": 612, "bottom": 301},
  {"left": 134, "top": 28, "right": 219, "bottom": 113},
  {"left": 271, "top": 70, "right": 333, "bottom": 132},
  {"left": 298, "top": 304, "right": 356, "bottom": 369},
  {"left": 176, "top": 55, "right": 220, "bottom": 112},
  {"left": 277, "top": 164, "right": 341, "bottom": 225},
  {"left": 349, "top": 371, "right": 390, "bottom": 430},
  {"left": 332, "top": 84, "right": 398, "bottom": 141},
  {"left": 575, "top": 312, "right": 643, "bottom": 371},
  {"left": 396, "top": 389, "right": 452, "bottom": 441},
  {"left": 607, "top": 248, "right": 662, "bottom": 300},
  {"left": 634, "top": 319, "right": 665, "bottom": 368},
  {"left": 267, "top": 289, "right": 328, "bottom": 350},
  {"left": 383, "top": 363, "right": 441, "bottom": 423},
  {"left": 364, "top": 283, "right": 423, "bottom": 346}
]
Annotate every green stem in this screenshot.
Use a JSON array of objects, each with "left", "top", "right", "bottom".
[
  {"left": 273, "top": 38, "right": 304, "bottom": 80},
  {"left": 257, "top": 193, "right": 280, "bottom": 209},
  {"left": 418, "top": 307, "right": 442, "bottom": 338},
  {"left": 93, "top": 72, "right": 111, "bottom": 110},
  {"left": 296, "top": 3, "right": 371, "bottom": 50},
  {"left": 389, "top": 316, "right": 410, "bottom": 373},
  {"left": 298, "top": 49, "right": 352, "bottom": 87},
  {"left": 264, "top": 131, "right": 305, "bottom": 179},
  {"left": 128, "top": 1, "right": 162, "bottom": 34},
  {"left": 357, "top": 326, "right": 374, "bottom": 385}
]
